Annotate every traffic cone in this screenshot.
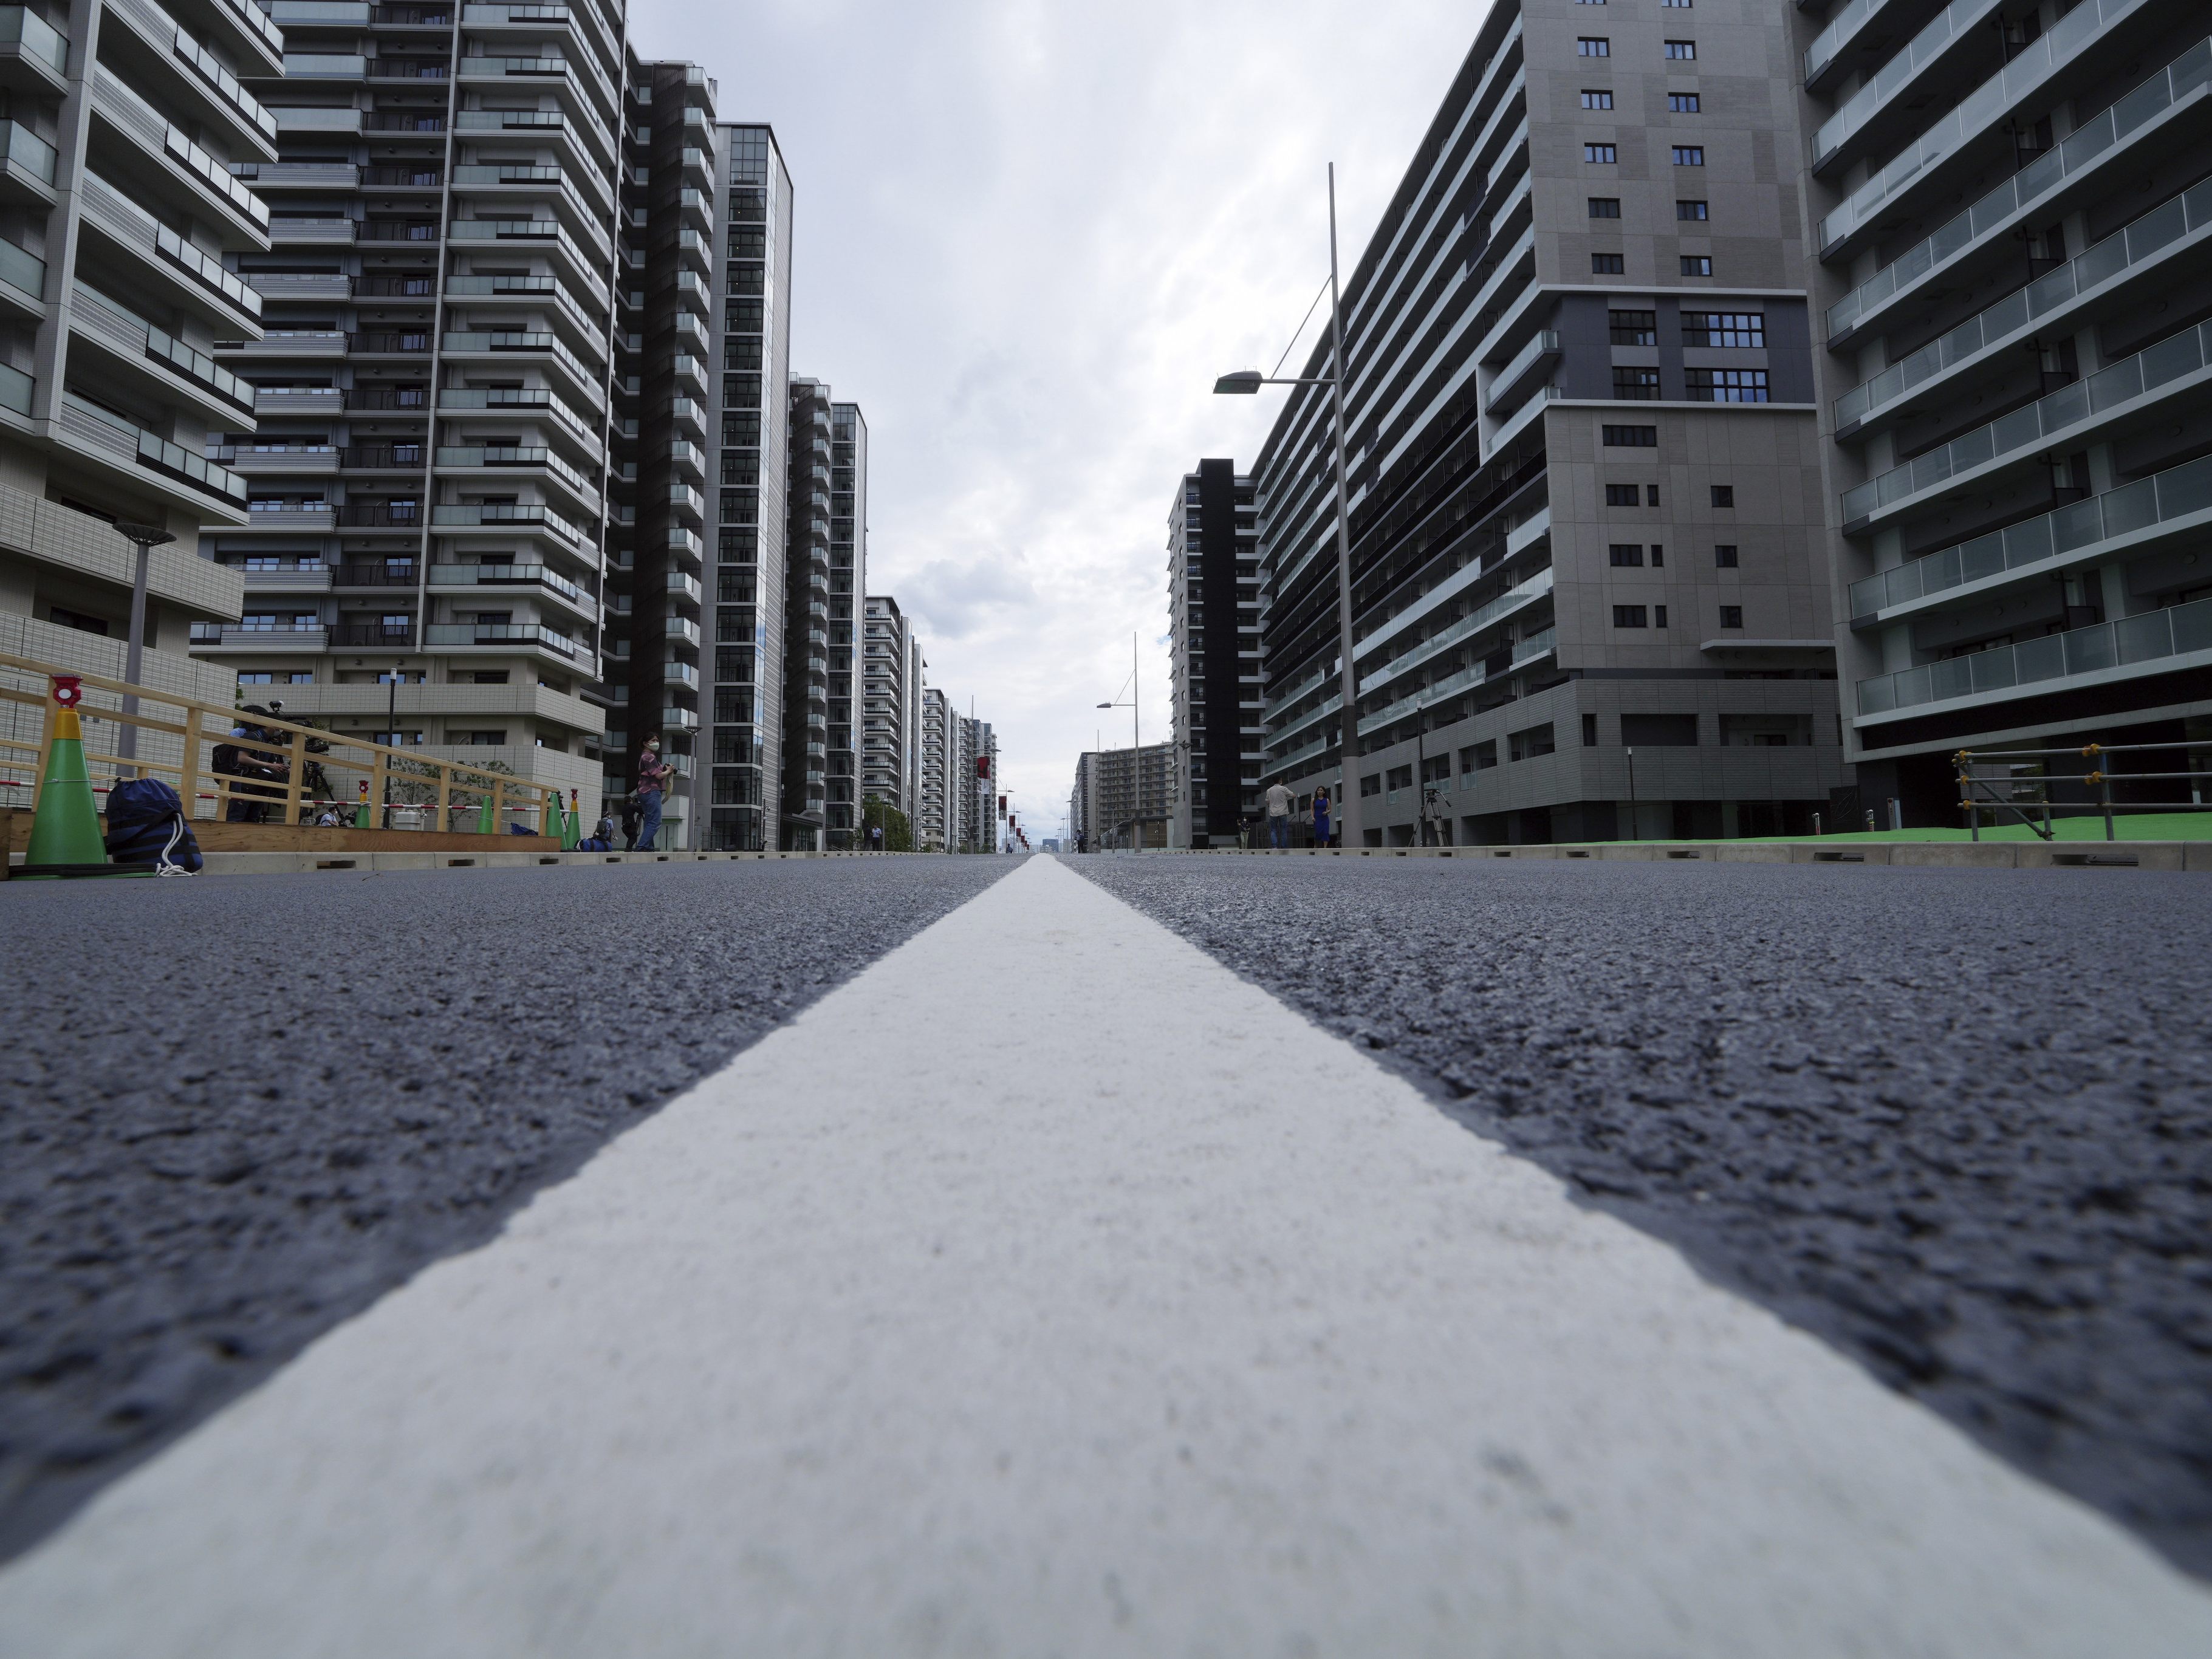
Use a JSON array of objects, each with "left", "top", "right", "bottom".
[
  {"left": 20, "top": 676, "right": 125, "bottom": 878},
  {"left": 561, "top": 787, "right": 581, "bottom": 850},
  {"left": 354, "top": 778, "right": 371, "bottom": 829},
  {"left": 476, "top": 789, "right": 494, "bottom": 835}
]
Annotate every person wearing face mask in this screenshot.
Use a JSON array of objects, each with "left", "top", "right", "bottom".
[{"left": 634, "top": 733, "right": 673, "bottom": 851}]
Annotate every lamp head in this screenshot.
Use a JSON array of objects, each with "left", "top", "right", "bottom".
[
  {"left": 114, "top": 520, "right": 177, "bottom": 550},
  {"left": 1213, "top": 370, "right": 1264, "bottom": 395}
]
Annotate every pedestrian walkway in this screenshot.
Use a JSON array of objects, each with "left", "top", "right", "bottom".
[{"left": 1, "top": 856, "right": 2207, "bottom": 1656}]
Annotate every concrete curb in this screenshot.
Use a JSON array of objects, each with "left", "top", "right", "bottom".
[
  {"left": 1106, "top": 841, "right": 2209, "bottom": 871},
  {"left": 4, "top": 850, "right": 989, "bottom": 878}
]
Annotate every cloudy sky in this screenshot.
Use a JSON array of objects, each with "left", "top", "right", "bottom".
[{"left": 631, "top": 1, "right": 1488, "bottom": 838}]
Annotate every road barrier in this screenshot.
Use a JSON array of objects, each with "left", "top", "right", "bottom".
[
  {"left": 0, "top": 649, "right": 570, "bottom": 837},
  {"left": 1956, "top": 741, "right": 2212, "bottom": 840}
]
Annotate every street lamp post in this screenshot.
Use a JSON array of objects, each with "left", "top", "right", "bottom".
[
  {"left": 111, "top": 521, "right": 176, "bottom": 774},
  {"left": 1098, "top": 632, "right": 1143, "bottom": 850},
  {"left": 1216, "top": 163, "right": 1361, "bottom": 850},
  {"left": 1626, "top": 746, "right": 1638, "bottom": 841}
]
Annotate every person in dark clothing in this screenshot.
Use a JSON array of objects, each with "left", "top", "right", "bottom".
[
  {"left": 212, "top": 706, "right": 287, "bottom": 822},
  {"left": 1313, "top": 787, "right": 1333, "bottom": 849},
  {"left": 620, "top": 796, "right": 643, "bottom": 850}
]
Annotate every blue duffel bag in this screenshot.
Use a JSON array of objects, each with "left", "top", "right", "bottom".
[{"left": 103, "top": 778, "right": 203, "bottom": 874}]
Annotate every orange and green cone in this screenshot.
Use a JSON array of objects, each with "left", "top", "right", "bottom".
[{"left": 20, "top": 677, "right": 117, "bottom": 878}]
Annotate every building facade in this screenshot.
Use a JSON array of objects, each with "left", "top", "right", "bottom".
[
  {"left": 824, "top": 398, "right": 865, "bottom": 846},
  {"left": 701, "top": 120, "right": 793, "bottom": 851},
  {"left": 918, "top": 681, "right": 953, "bottom": 849},
  {"left": 781, "top": 373, "right": 828, "bottom": 845},
  {"left": 199, "top": 0, "right": 634, "bottom": 813},
  {"left": 861, "top": 591, "right": 912, "bottom": 817},
  {"left": 0, "top": 0, "right": 263, "bottom": 785},
  {"left": 1070, "top": 740, "right": 1173, "bottom": 851},
  {"left": 1795, "top": 0, "right": 2212, "bottom": 823},
  {"left": 1255, "top": 0, "right": 1847, "bottom": 847},
  {"left": 1167, "top": 459, "right": 1263, "bottom": 847}
]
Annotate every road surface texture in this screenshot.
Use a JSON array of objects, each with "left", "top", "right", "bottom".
[
  {"left": 1075, "top": 852, "right": 2212, "bottom": 1582},
  {"left": 1, "top": 854, "right": 2207, "bottom": 1658},
  {"left": 0, "top": 856, "right": 1012, "bottom": 1566}
]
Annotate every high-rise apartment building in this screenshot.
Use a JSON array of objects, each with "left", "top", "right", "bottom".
[
  {"left": 701, "top": 120, "right": 793, "bottom": 851},
  {"left": 202, "top": 0, "right": 631, "bottom": 811},
  {"left": 918, "top": 681, "right": 953, "bottom": 849},
  {"left": 1255, "top": 0, "right": 1846, "bottom": 847},
  {"left": 781, "top": 373, "right": 828, "bottom": 845},
  {"left": 824, "top": 398, "right": 866, "bottom": 846},
  {"left": 606, "top": 57, "right": 714, "bottom": 847},
  {"left": 1167, "top": 459, "right": 1263, "bottom": 847},
  {"left": 1796, "top": 1, "right": 2212, "bottom": 820},
  {"left": 1070, "top": 741, "right": 1173, "bottom": 851},
  {"left": 0, "top": 0, "right": 263, "bottom": 765},
  {"left": 861, "top": 592, "right": 913, "bottom": 818}
]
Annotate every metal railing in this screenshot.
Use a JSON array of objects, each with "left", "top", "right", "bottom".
[
  {"left": 1956, "top": 742, "right": 2212, "bottom": 840},
  {"left": 1858, "top": 595, "right": 2212, "bottom": 716}
]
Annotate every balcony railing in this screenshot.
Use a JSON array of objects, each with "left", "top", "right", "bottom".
[
  {"left": 1841, "top": 319, "right": 2212, "bottom": 529},
  {"left": 0, "top": 5, "right": 69, "bottom": 78},
  {"left": 1849, "top": 454, "right": 2212, "bottom": 621},
  {"left": 424, "top": 621, "right": 579, "bottom": 656},
  {"left": 1818, "top": 0, "right": 2147, "bottom": 252},
  {"left": 1837, "top": 176, "right": 2212, "bottom": 435},
  {"left": 428, "top": 559, "right": 589, "bottom": 609},
  {"left": 1857, "top": 597, "right": 2212, "bottom": 718},
  {"left": 1829, "top": 32, "right": 2212, "bottom": 341},
  {"left": 0, "top": 118, "right": 56, "bottom": 183},
  {"left": 1811, "top": 0, "right": 2004, "bottom": 166},
  {"left": 0, "top": 233, "right": 43, "bottom": 302},
  {"left": 174, "top": 24, "right": 278, "bottom": 143},
  {"left": 434, "top": 443, "right": 594, "bottom": 498}
]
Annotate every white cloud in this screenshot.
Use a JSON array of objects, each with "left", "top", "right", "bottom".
[{"left": 631, "top": 0, "right": 1489, "bottom": 838}]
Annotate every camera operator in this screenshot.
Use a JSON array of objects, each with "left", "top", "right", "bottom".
[{"left": 211, "top": 704, "right": 289, "bottom": 823}]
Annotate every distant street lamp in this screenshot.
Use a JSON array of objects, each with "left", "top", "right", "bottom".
[
  {"left": 112, "top": 521, "right": 176, "bottom": 774},
  {"left": 1098, "top": 632, "right": 1142, "bottom": 850},
  {"left": 1216, "top": 163, "right": 1361, "bottom": 850},
  {"left": 1626, "top": 745, "right": 1638, "bottom": 841}
]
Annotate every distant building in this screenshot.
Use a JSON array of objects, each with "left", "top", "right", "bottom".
[
  {"left": 862, "top": 593, "right": 912, "bottom": 818},
  {"left": 1070, "top": 741, "right": 1173, "bottom": 850},
  {"left": 919, "top": 684, "right": 953, "bottom": 849},
  {"left": 1168, "top": 460, "right": 1262, "bottom": 847}
]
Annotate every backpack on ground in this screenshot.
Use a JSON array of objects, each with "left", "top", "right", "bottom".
[{"left": 103, "top": 778, "right": 202, "bottom": 875}]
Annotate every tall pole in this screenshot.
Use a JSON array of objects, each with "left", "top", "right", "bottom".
[
  {"left": 115, "top": 538, "right": 151, "bottom": 771},
  {"left": 1132, "top": 630, "right": 1142, "bottom": 852},
  {"left": 1326, "top": 164, "right": 1361, "bottom": 851}
]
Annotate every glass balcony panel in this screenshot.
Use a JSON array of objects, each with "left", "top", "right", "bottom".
[{"left": 2063, "top": 625, "right": 2117, "bottom": 675}]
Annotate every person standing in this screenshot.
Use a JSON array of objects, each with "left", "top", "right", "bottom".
[
  {"left": 1313, "top": 786, "right": 1333, "bottom": 849},
  {"left": 634, "top": 734, "right": 672, "bottom": 851},
  {"left": 1264, "top": 779, "right": 1293, "bottom": 850}
]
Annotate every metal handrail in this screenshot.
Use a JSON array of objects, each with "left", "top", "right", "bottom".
[{"left": 1954, "top": 741, "right": 2212, "bottom": 841}]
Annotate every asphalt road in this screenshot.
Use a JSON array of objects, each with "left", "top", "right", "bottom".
[
  {"left": 0, "top": 856, "right": 1013, "bottom": 1566},
  {"left": 1073, "top": 854, "right": 2212, "bottom": 1581}
]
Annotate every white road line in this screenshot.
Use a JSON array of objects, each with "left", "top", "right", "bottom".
[{"left": 2, "top": 855, "right": 2207, "bottom": 1657}]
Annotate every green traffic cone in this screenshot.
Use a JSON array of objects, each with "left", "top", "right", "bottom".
[
  {"left": 21, "top": 696, "right": 117, "bottom": 878},
  {"left": 561, "top": 787, "right": 581, "bottom": 850},
  {"left": 354, "top": 781, "right": 371, "bottom": 829},
  {"left": 476, "top": 790, "right": 494, "bottom": 835}
]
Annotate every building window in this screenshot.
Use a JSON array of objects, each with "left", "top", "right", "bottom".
[
  {"left": 1603, "top": 424, "right": 1658, "bottom": 446},
  {"left": 1710, "top": 484, "right": 1736, "bottom": 507},
  {"left": 1604, "top": 483, "right": 1641, "bottom": 506},
  {"left": 1578, "top": 37, "right": 1611, "bottom": 56},
  {"left": 1662, "top": 0, "right": 1693, "bottom": 7},
  {"left": 1613, "top": 606, "right": 1648, "bottom": 628},
  {"left": 1654, "top": 604, "right": 1669, "bottom": 626},
  {"left": 1386, "top": 764, "right": 1412, "bottom": 792},
  {"left": 1646, "top": 485, "right": 1661, "bottom": 505},
  {"left": 1609, "top": 543, "right": 1645, "bottom": 566},
  {"left": 1592, "top": 252, "right": 1626, "bottom": 273},
  {"left": 1585, "top": 143, "right": 1617, "bottom": 163},
  {"left": 1650, "top": 544, "right": 1665, "bottom": 567},
  {"left": 1668, "top": 93, "right": 1702, "bottom": 112},
  {"left": 1685, "top": 368, "right": 1769, "bottom": 402},
  {"left": 1719, "top": 605, "right": 1744, "bottom": 629},
  {"left": 1611, "top": 366, "right": 1660, "bottom": 399},
  {"left": 1672, "top": 145, "right": 1705, "bottom": 165},
  {"left": 1676, "top": 199, "right": 1709, "bottom": 221},
  {"left": 460, "top": 730, "right": 508, "bottom": 746},
  {"left": 1580, "top": 89, "right": 1614, "bottom": 109},
  {"left": 1664, "top": 40, "right": 1696, "bottom": 60},
  {"left": 1588, "top": 196, "right": 1621, "bottom": 218},
  {"left": 1682, "top": 311, "right": 1764, "bottom": 347},
  {"left": 1715, "top": 543, "right": 1739, "bottom": 567},
  {"left": 1680, "top": 255, "right": 1714, "bottom": 276},
  {"left": 1608, "top": 308, "right": 1657, "bottom": 345},
  {"left": 1462, "top": 741, "right": 1497, "bottom": 773},
  {"left": 1582, "top": 713, "right": 1599, "bottom": 746},
  {"left": 1623, "top": 713, "right": 1699, "bottom": 746},
  {"left": 1360, "top": 772, "right": 1381, "bottom": 798}
]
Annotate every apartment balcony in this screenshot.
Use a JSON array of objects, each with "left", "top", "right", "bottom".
[
  {"left": 1849, "top": 453, "right": 2212, "bottom": 626},
  {"left": 254, "top": 386, "right": 343, "bottom": 417},
  {"left": 1358, "top": 569, "right": 1554, "bottom": 698},
  {"left": 0, "top": 116, "right": 52, "bottom": 204},
  {"left": 68, "top": 286, "right": 258, "bottom": 428},
  {"left": 1835, "top": 175, "right": 2212, "bottom": 442},
  {"left": 453, "top": 108, "right": 609, "bottom": 205},
  {"left": 433, "top": 501, "right": 590, "bottom": 556},
  {"left": 334, "top": 501, "right": 422, "bottom": 531},
  {"left": 447, "top": 216, "right": 601, "bottom": 292},
  {"left": 449, "top": 163, "right": 609, "bottom": 256},
  {"left": 1810, "top": 0, "right": 2005, "bottom": 176},
  {"left": 274, "top": 105, "right": 365, "bottom": 137},
  {"left": 456, "top": 53, "right": 611, "bottom": 140},
  {"left": 88, "top": 69, "right": 271, "bottom": 242},
  {"left": 665, "top": 570, "right": 702, "bottom": 607},
  {"left": 666, "top": 525, "right": 702, "bottom": 564},
  {"left": 222, "top": 443, "right": 339, "bottom": 475},
  {"left": 434, "top": 443, "right": 600, "bottom": 516},
  {"left": 242, "top": 676, "right": 606, "bottom": 741},
  {"left": 1355, "top": 628, "right": 1557, "bottom": 741},
  {"left": 424, "top": 621, "right": 585, "bottom": 665},
  {"left": 1827, "top": 32, "right": 2212, "bottom": 347},
  {"left": 439, "top": 329, "right": 596, "bottom": 403},
  {"left": 663, "top": 615, "right": 700, "bottom": 648},
  {"left": 662, "top": 661, "right": 698, "bottom": 689},
  {"left": 77, "top": 172, "right": 262, "bottom": 334},
  {"left": 442, "top": 272, "right": 604, "bottom": 352},
  {"left": 330, "top": 621, "right": 414, "bottom": 648},
  {"left": 225, "top": 327, "right": 347, "bottom": 359},
  {"left": 190, "top": 622, "right": 327, "bottom": 651},
  {"left": 1841, "top": 318, "right": 2212, "bottom": 533},
  {"left": 230, "top": 159, "right": 357, "bottom": 193},
  {"left": 58, "top": 392, "right": 250, "bottom": 519},
  {"left": 668, "top": 395, "right": 704, "bottom": 439},
  {"left": 0, "top": 6, "right": 69, "bottom": 98},
  {"left": 239, "top": 561, "right": 331, "bottom": 592},
  {"left": 0, "top": 231, "right": 41, "bottom": 312},
  {"left": 667, "top": 482, "right": 703, "bottom": 522},
  {"left": 428, "top": 559, "right": 597, "bottom": 623},
  {"left": 245, "top": 269, "right": 351, "bottom": 303},
  {"left": 661, "top": 705, "right": 698, "bottom": 731},
  {"left": 233, "top": 502, "right": 337, "bottom": 531},
  {"left": 1857, "top": 597, "right": 2212, "bottom": 723},
  {"left": 1803, "top": 0, "right": 1924, "bottom": 90},
  {"left": 436, "top": 385, "right": 598, "bottom": 453},
  {"left": 192, "top": 0, "right": 286, "bottom": 74},
  {"left": 102, "top": 0, "right": 279, "bottom": 161},
  {"left": 1484, "top": 329, "right": 1558, "bottom": 416},
  {"left": 671, "top": 352, "right": 705, "bottom": 397}
]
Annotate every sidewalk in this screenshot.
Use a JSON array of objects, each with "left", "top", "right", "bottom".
[{"left": 2, "top": 857, "right": 2206, "bottom": 1656}]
